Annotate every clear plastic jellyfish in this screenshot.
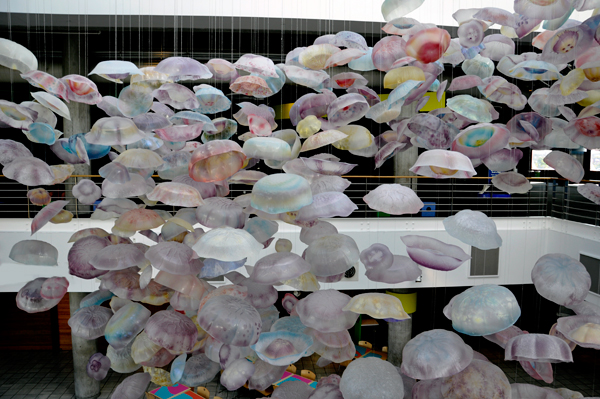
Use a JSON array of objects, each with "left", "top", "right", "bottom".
[
  {"left": 145, "top": 310, "right": 198, "bottom": 354},
  {"left": 482, "top": 149, "right": 523, "bottom": 172},
  {"left": 298, "top": 44, "right": 340, "bottom": 70},
  {"left": 340, "top": 357, "right": 404, "bottom": 399},
  {"left": 296, "top": 289, "right": 359, "bottom": 333},
  {"left": 25, "top": 122, "right": 58, "bottom": 145},
  {"left": 383, "top": 68, "right": 424, "bottom": 90},
  {"left": 112, "top": 149, "right": 163, "bottom": 170},
  {"left": 443, "top": 209, "right": 502, "bottom": 250},
  {"left": 300, "top": 221, "right": 338, "bottom": 245},
  {"left": 251, "top": 331, "right": 313, "bottom": 366},
  {"left": 0, "top": 99, "right": 36, "bottom": 129},
  {"left": 440, "top": 359, "right": 510, "bottom": 399},
  {"left": 68, "top": 305, "right": 113, "bottom": 340},
  {"left": 543, "top": 151, "right": 584, "bottom": 183},
  {"left": 329, "top": 72, "right": 368, "bottom": 90},
  {"left": 2, "top": 156, "right": 55, "bottom": 186},
  {"left": 300, "top": 130, "right": 348, "bottom": 152},
  {"left": 250, "top": 253, "right": 311, "bottom": 285},
  {"left": 243, "top": 217, "right": 278, "bottom": 245},
  {"left": 40, "top": 277, "right": 69, "bottom": 300},
  {"left": 178, "top": 353, "right": 221, "bottom": 387},
  {"left": 343, "top": 293, "right": 410, "bottom": 320},
  {"left": 271, "top": 381, "right": 314, "bottom": 399},
  {"left": 492, "top": 172, "right": 532, "bottom": 194},
  {"left": 404, "top": 27, "right": 450, "bottom": 64},
  {"left": 305, "top": 234, "right": 359, "bottom": 277},
  {"left": 198, "top": 258, "right": 245, "bottom": 279},
  {"left": 563, "top": 116, "right": 600, "bottom": 149},
  {"left": 457, "top": 19, "right": 487, "bottom": 48},
  {"left": 333, "top": 125, "right": 373, "bottom": 151},
  {"left": 110, "top": 372, "right": 151, "bottom": 399},
  {"left": 238, "top": 279, "right": 278, "bottom": 309},
  {"left": 450, "top": 284, "right": 521, "bottom": 336},
  {"left": 508, "top": 60, "right": 562, "bottom": 81},
  {"left": 21, "top": 70, "right": 69, "bottom": 101},
  {"left": 86, "top": 117, "right": 146, "bottom": 146},
  {"left": 153, "top": 56, "right": 212, "bottom": 81},
  {"left": 401, "top": 329, "right": 473, "bottom": 380},
  {"left": 145, "top": 241, "right": 202, "bottom": 275},
  {"left": 578, "top": 183, "right": 600, "bottom": 205},
  {"left": 327, "top": 94, "right": 370, "bottom": 128},
  {"left": 447, "top": 95, "right": 493, "bottom": 123},
  {"left": 61, "top": 74, "right": 101, "bottom": 105},
  {"left": 188, "top": 140, "right": 246, "bottom": 183},
  {"left": 88, "top": 60, "right": 143, "bottom": 83},
  {"left": 229, "top": 75, "right": 273, "bottom": 97},
  {"left": 145, "top": 182, "right": 204, "bottom": 208},
  {"left": 510, "top": 384, "right": 564, "bottom": 399},
  {"left": 117, "top": 82, "right": 153, "bottom": 117},
  {"left": 479, "top": 34, "right": 515, "bottom": 61},
  {"left": 363, "top": 184, "right": 423, "bottom": 216},
  {"left": 101, "top": 175, "right": 154, "bottom": 200},
  {"left": 0, "top": 37, "right": 37, "bottom": 72},
  {"left": 111, "top": 208, "right": 165, "bottom": 238},
  {"left": 295, "top": 192, "right": 357, "bottom": 223},
  {"left": 460, "top": 54, "right": 495, "bottom": 79},
  {"left": 152, "top": 83, "right": 199, "bottom": 109},
  {"left": 366, "top": 255, "right": 422, "bottom": 284},
  {"left": 67, "top": 236, "right": 111, "bottom": 279},
  {"left": 0, "top": 139, "right": 33, "bottom": 166},
  {"left": 247, "top": 359, "right": 287, "bottom": 391},
  {"left": 372, "top": 36, "right": 406, "bottom": 72},
  {"left": 360, "top": 243, "right": 394, "bottom": 270},
  {"left": 541, "top": 24, "right": 593, "bottom": 65},
  {"left": 86, "top": 353, "right": 111, "bottom": 381},
  {"left": 556, "top": 314, "right": 600, "bottom": 349},
  {"left": 197, "top": 295, "right": 262, "bottom": 346},
  {"left": 409, "top": 149, "right": 476, "bottom": 179},
  {"left": 100, "top": 269, "right": 149, "bottom": 302},
  {"left": 30, "top": 91, "right": 70, "bottom": 120},
  {"left": 50, "top": 209, "right": 73, "bottom": 224},
  {"left": 131, "top": 331, "right": 162, "bottom": 364},
  {"left": 479, "top": 76, "right": 527, "bottom": 110},
  {"left": 192, "top": 226, "right": 262, "bottom": 262},
  {"left": 191, "top": 84, "right": 230, "bottom": 114},
  {"left": 505, "top": 334, "right": 574, "bottom": 363},
  {"left": 9, "top": 239, "right": 58, "bottom": 266},
  {"left": 311, "top": 175, "right": 351, "bottom": 195},
  {"left": 30, "top": 200, "right": 69, "bottom": 236},
  {"left": 104, "top": 302, "right": 151, "bottom": 349},
  {"left": 233, "top": 53, "right": 279, "bottom": 78},
  {"left": 251, "top": 173, "right": 313, "bottom": 214},
  {"left": 221, "top": 358, "right": 255, "bottom": 391},
  {"left": 71, "top": 179, "right": 101, "bottom": 205},
  {"left": 532, "top": 254, "right": 591, "bottom": 307},
  {"left": 16, "top": 278, "right": 63, "bottom": 313}
]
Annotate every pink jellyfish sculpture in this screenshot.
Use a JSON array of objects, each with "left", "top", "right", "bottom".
[
  {"left": 296, "top": 289, "right": 359, "bottom": 333},
  {"left": 340, "top": 358, "right": 404, "bottom": 399},
  {"left": 532, "top": 254, "right": 591, "bottom": 307},
  {"left": 87, "top": 353, "right": 111, "bottom": 381},
  {"left": 73, "top": 179, "right": 102, "bottom": 205}
]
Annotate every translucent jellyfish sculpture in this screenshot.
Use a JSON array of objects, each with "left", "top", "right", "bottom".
[
  {"left": 295, "top": 192, "right": 357, "bottom": 222},
  {"left": 343, "top": 293, "right": 410, "bottom": 320},
  {"left": 443, "top": 210, "right": 502, "bottom": 250},
  {"left": 330, "top": 72, "right": 368, "bottom": 89},
  {"left": 492, "top": 172, "right": 532, "bottom": 195},
  {"left": 327, "top": 94, "right": 370, "bottom": 127},
  {"left": 556, "top": 315, "right": 600, "bottom": 349},
  {"left": 86, "top": 117, "right": 146, "bottom": 146},
  {"left": 112, "top": 209, "right": 165, "bottom": 238},
  {"left": 461, "top": 54, "right": 495, "bottom": 79},
  {"left": 296, "top": 290, "right": 359, "bottom": 333},
  {"left": 26, "top": 122, "right": 59, "bottom": 145},
  {"left": 372, "top": 36, "right": 406, "bottom": 72},
  {"left": 197, "top": 295, "right": 262, "bottom": 346},
  {"left": 0, "top": 37, "right": 38, "bottom": 73},
  {"left": 251, "top": 253, "right": 312, "bottom": 285},
  {"left": 189, "top": 140, "right": 246, "bottom": 183},
  {"left": 251, "top": 173, "right": 313, "bottom": 214},
  {"left": 363, "top": 184, "right": 423, "bottom": 215},
  {"left": 30, "top": 200, "right": 70, "bottom": 235},
  {"left": 87, "top": 353, "right": 111, "bottom": 381},
  {"left": 248, "top": 359, "right": 287, "bottom": 391},
  {"left": 145, "top": 310, "right": 198, "bottom": 354},
  {"left": 230, "top": 75, "right": 273, "bottom": 97},
  {"left": 447, "top": 95, "right": 494, "bottom": 123},
  {"left": 401, "top": 329, "right": 473, "bottom": 379},
  {"left": 450, "top": 284, "right": 521, "bottom": 336},
  {"left": 532, "top": 254, "right": 591, "bottom": 307},
  {"left": 543, "top": 151, "right": 584, "bottom": 183},
  {"left": 145, "top": 241, "right": 203, "bottom": 275},
  {"left": 88, "top": 60, "right": 143, "bottom": 83},
  {"left": 409, "top": 149, "right": 476, "bottom": 179},
  {"left": 39, "top": 277, "right": 69, "bottom": 300},
  {"left": 153, "top": 83, "right": 199, "bottom": 109},
  {"left": 305, "top": 234, "right": 359, "bottom": 277},
  {"left": 243, "top": 137, "right": 293, "bottom": 161},
  {"left": 180, "top": 354, "right": 221, "bottom": 387},
  {"left": 404, "top": 113, "right": 459, "bottom": 150},
  {"left": 2, "top": 156, "right": 55, "bottom": 186},
  {"left": 511, "top": 384, "right": 563, "bottom": 399},
  {"left": 146, "top": 182, "right": 204, "bottom": 207},
  {"left": 252, "top": 331, "right": 313, "bottom": 366},
  {"left": 482, "top": 149, "right": 523, "bottom": 172},
  {"left": 192, "top": 226, "right": 262, "bottom": 262},
  {"left": 193, "top": 84, "right": 230, "bottom": 114},
  {"left": 220, "top": 358, "right": 255, "bottom": 391},
  {"left": 101, "top": 174, "right": 154, "bottom": 199},
  {"left": 0, "top": 139, "right": 33, "bottom": 166},
  {"left": 61, "top": 74, "right": 101, "bottom": 105},
  {"left": 300, "top": 130, "right": 348, "bottom": 152},
  {"left": 563, "top": 116, "right": 600, "bottom": 149},
  {"left": 30, "top": 91, "right": 70, "bottom": 120},
  {"left": 340, "top": 358, "right": 404, "bottom": 399},
  {"left": 104, "top": 302, "right": 151, "bottom": 349},
  {"left": 578, "top": 183, "right": 600, "bottom": 205},
  {"left": 506, "top": 334, "right": 574, "bottom": 363},
  {"left": 508, "top": 60, "right": 562, "bottom": 81},
  {"left": 154, "top": 57, "right": 212, "bottom": 81},
  {"left": 367, "top": 255, "right": 421, "bottom": 284},
  {"left": 110, "top": 372, "right": 151, "bottom": 399},
  {"left": 72, "top": 179, "right": 102, "bottom": 205},
  {"left": 16, "top": 278, "right": 62, "bottom": 313},
  {"left": 440, "top": 360, "right": 510, "bottom": 399},
  {"left": 68, "top": 305, "right": 113, "bottom": 339},
  {"left": 10, "top": 239, "right": 58, "bottom": 266},
  {"left": 480, "top": 34, "right": 516, "bottom": 61},
  {"left": 21, "top": 70, "right": 69, "bottom": 101},
  {"left": 405, "top": 27, "right": 450, "bottom": 64}
]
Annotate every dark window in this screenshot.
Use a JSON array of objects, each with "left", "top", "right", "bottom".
[
  {"left": 580, "top": 254, "right": 600, "bottom": 295},
  {"left": 470, "top": 247, "right": 500, "bottom": 277}
]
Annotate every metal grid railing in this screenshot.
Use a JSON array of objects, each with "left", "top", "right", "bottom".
[{"left": 2, "top": 174, "right": 598, "bottom": 224}]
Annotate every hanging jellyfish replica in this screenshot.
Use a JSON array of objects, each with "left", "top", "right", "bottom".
[{"left": 2, "top": 0, "right": 600, "bottom": 398}]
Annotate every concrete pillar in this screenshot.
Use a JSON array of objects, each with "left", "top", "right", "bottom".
[
  {"left": 62, "top": 35, "right": 92, "bottom": 217},
  {"left": 393, "top": 102, "right": 419, "bottom": 189},
  {"left": 69, "top": 292, "right": 100, "bottom": 399},
  {"left": 387, "top": 289, "right": 415, "bottom": 367}
]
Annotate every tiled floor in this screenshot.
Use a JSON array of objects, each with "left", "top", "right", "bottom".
[{"left": 0, "top": 345, "right": 598, "bottom": 399}]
